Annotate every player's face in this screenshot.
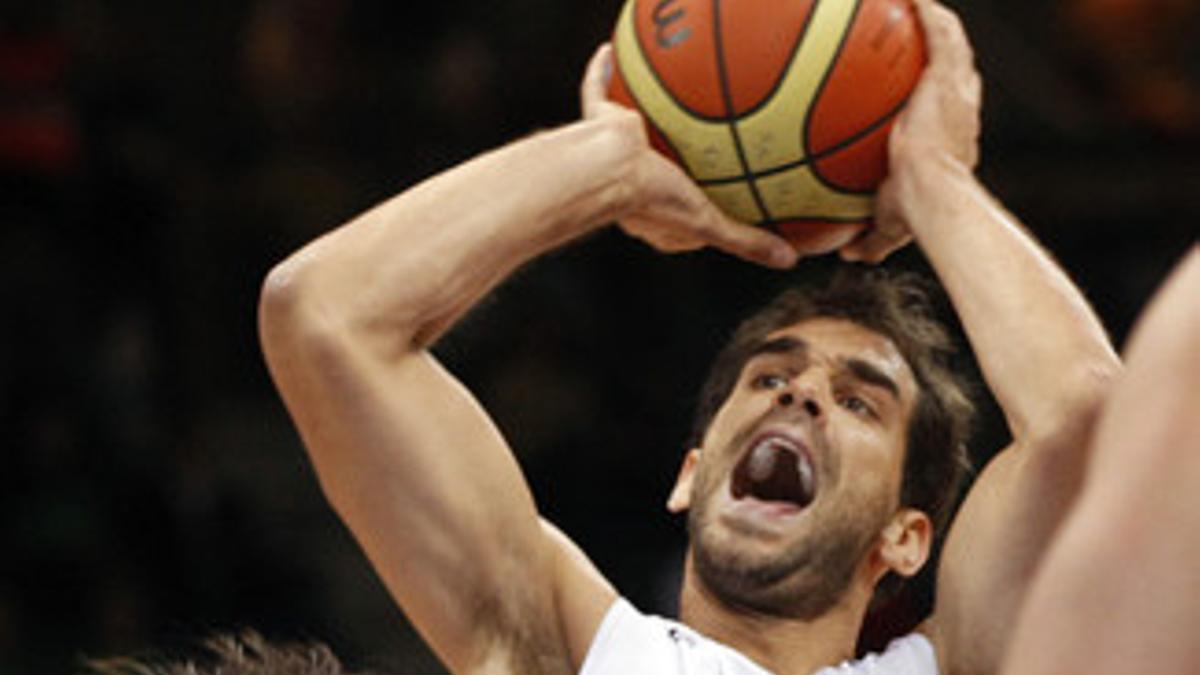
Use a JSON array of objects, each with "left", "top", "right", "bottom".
[{"left": 678, "top": 317, "right": 919, "bottom": 618}]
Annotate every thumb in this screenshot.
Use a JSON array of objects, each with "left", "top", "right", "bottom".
[{"left": 841, "top": 184, "right": 912, "bottom": 264}]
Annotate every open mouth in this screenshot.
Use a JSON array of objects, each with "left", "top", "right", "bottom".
[{"left": 730, "top": 433, "right": 816, "bottom": 508}]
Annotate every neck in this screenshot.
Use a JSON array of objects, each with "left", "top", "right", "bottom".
[{"left": 677, "top": 556, "right": 874, "bottom": 675}]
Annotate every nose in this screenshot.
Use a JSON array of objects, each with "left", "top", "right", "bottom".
[{"left": 776, "top": 388, "right": 821, "bottom": 418}]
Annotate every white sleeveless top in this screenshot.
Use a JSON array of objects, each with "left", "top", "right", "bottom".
[{"left": 579, "top": 598, "right": 938, "bottom": 675}]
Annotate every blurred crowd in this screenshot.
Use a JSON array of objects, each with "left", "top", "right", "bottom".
[{"left": 1, "top": 0, "right": 1196, "bottom": 673}]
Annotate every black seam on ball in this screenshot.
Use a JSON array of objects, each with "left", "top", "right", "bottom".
[{"left": 713, "top": 0, "right": 770, "bottom": 222}]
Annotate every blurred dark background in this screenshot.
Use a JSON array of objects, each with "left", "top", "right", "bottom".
[{"left": 1, "top": 0, "right": 1196, "bottom": 672}]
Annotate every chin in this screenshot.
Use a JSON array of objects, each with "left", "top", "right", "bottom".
[
  {"left": 691, "top": 539, "right": 852, "bottom": 620},
  {"left": 687, "top": 493, "right": 879, "bottom": 621}
]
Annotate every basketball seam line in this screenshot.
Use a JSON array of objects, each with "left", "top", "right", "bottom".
[
  {"left": 714, "top": 0, "right": 821, "bottom": 121},
  {"left": 628, "top": 1, "right": 733, "bottom": 125},
  {"left": 697, "top": 93, "right": 910, "bottom": 194},
  {"left": 618, "top": 17, "right": 694, "bottom": 178},
  {"left": 802, "top": 0, "right": 866, "bottom": 194},
  {"left": 712, "top": 0, "right": 771, "bottom": 222}
]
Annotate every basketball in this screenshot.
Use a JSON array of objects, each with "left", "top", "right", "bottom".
[{"left": 608, "top": 0, "right": 926, "bottom": 253}]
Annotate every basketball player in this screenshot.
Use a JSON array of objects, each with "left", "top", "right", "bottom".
[
  {"left": 1000, "top": 247, "right": 1200, "bottom": 675},
  {"left": 258, "top": 1, "right": 1120, "bottom": 673}
]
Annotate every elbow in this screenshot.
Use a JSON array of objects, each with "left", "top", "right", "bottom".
[
  {"left": 258, "top": 252, "right": 352, "bottom": 366},
  {"left": 259, "top": 252, "right": 422, "bottom": 368},
  {"left": 259, "top": 259, "right": 298, "bottom": 325},
  {"left": 258, "top": 255, "right": 315, "bottom": 354},
  {"left": 1010, "top": 363, "right": 1121, "bottom": 510},
  {"left": 1022, "top": 359, "right": 1122, "bottom": 453}
]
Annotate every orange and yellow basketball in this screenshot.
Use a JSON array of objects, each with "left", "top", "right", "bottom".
[{"left": 608, "top": 0, "right": 926, "bottom": 253}]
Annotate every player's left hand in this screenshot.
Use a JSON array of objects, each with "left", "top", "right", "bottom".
[
  {"left": 580, "top": 43, "right": 799, "bottom": 270},
  {"left": 840, "top": 0, "right": 982, "bottom": 264}
]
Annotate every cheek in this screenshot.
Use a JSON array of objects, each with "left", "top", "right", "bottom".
[
  {"left": 694, "top": 454, "right": 731, "bottom": 496},
  {"left": 686, "top": 464, "right": 720, "bottom": 516},
  {"left": 702, "top": 395, "right": 753, "bottom": 450},
  {"left": 835, "top": 421, "right": 906, "bottom": 489},
  {"left": 700, "top": 386, "right": 772, "bottom": 444},
  {"left": 839, "top": 405, "right": 907, "bottom": 451}
]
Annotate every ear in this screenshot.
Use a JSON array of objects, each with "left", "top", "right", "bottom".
[
  {"left": 876, "top": 508, "right": 933, "bottom": 579},
  {"left": 666, "top": 449, "right": 702, "bottom": 513}
]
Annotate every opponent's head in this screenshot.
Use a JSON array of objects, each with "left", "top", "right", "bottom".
[
  {"left": 84, "top": 631, "right": 374, "bottom": 675},
  {"left": 668, "top": 269, "right": 973, "bottom": 620}
]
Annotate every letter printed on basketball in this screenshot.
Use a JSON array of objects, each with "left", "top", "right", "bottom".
[{"left": 654, "top": 0, "right": 694, "bottom": 48}]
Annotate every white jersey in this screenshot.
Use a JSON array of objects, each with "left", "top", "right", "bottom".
[{"left": 580, "top": 598, "right": 938, "bottom": 675}]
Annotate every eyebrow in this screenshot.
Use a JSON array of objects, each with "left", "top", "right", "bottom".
[
  {"left": 747, "top": 336, "right": 808, "bottom": 361},
  {"left": 744, "top": 333, "right": 897, "bottom": 396},
  {"left": 745, "top": 336, "right": 902, "bottom": 402},
  {"left": 843, "top": 357, "right": 901, "bottom": 402}
]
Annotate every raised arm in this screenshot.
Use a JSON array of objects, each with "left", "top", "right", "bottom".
[
  {"left": 1000, "top": 247, "right": 1200, "bottom": 675},
  {"left": 843, "top": 2, "right": 1121, "bottom": 672},
  {"left": 258, "top": 47, "right": 796, "bottom": 675}
]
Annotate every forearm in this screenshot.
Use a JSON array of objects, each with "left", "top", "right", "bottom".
[
  {"left": 914, "top": 155, "right": 1121, "bottom": 675},
  {"left": 896, "top": 153, "right": 1119, "bottom": 440},
  {"left": 262, "top": 114, "right": 639, "bottom": 352}
]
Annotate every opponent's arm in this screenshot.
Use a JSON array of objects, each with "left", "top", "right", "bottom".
[
  {"left": 258, "top": 47, "right": 795, "bottom": 675},
  {"left": 1000, "top": 247, "right": 1200, "bottom": 675},
  {"left": 848, "top": 2, "right": 1120, "bottom": 673}
]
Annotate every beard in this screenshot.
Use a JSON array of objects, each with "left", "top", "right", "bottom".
[{"left": 686, "top": 458, "right": 894, "bottom": 620}]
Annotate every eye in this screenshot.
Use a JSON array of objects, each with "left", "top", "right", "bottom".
[
  {"left": 751, "top": 372, "right": 788, "bottom": 390},
  {"left": 838, "top": 394, "right": 876, "bottom": 418}
]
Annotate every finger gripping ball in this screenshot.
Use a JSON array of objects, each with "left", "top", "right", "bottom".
[{"left": 608, "top": 0, "right": 925, "bottom": 253}]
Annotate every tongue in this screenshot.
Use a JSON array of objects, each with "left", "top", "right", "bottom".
[
  {"left": 737, "top": 440, "right": 814, "bottom": 507},
  {"left": 748, "top": 442, "right": 782, "bottom": 482}
]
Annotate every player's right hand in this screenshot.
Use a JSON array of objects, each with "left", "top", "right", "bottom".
[
  {"left": 580, "top": 43, "right": 798, "bottom": 270},
  {"left": 841, "top": 0, "right": 982, "bottom": 264}
]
